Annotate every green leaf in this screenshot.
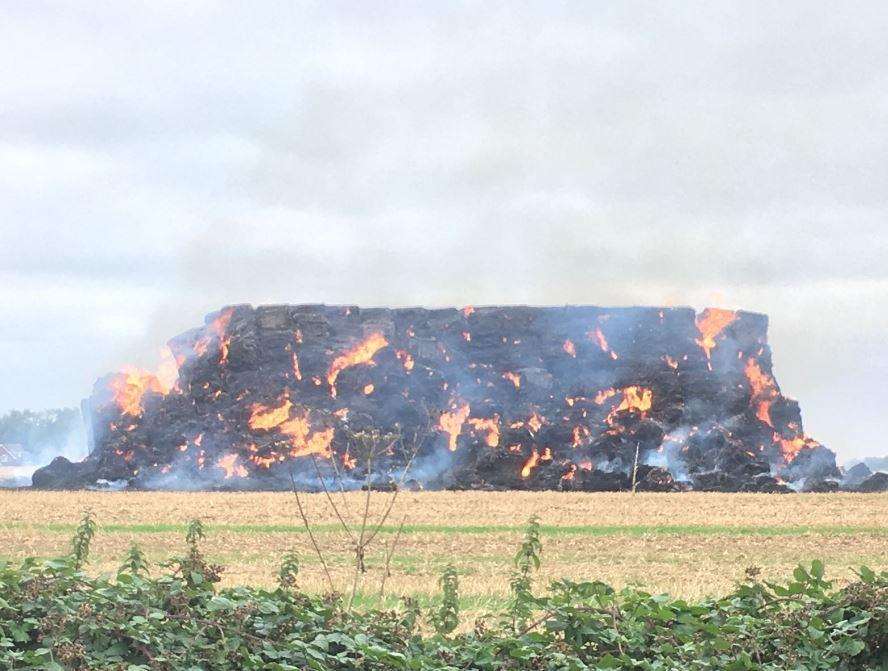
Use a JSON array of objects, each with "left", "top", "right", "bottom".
[
  {"left": 714, "top": 637, "right": 731, "bottom": 651},
  {"left": 836, "top": 638, "right": 865, "bottom": 656},
  {"left": 206, "top": 596, "right": 235, "bottom": 611},
  {"left": 856, "top": 566, "right": 875, "bottom": 583},
  {"left": 596, "top": 653, "right": 621, "bottom": 668},
  {"left": 258, "top": 600, "right": 280, "bottom": 614}
]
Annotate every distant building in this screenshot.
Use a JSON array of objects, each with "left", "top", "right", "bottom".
[{"left": 0, "top": 444, "right": 25, "bottom": 465}]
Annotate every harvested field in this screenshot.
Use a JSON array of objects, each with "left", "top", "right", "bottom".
[{"left": 1, "top": 491, "right": 885, "bottom": 614}]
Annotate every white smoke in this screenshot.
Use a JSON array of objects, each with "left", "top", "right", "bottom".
[{"left": 0, "top": 414, "right": 88, "bottom": 488}]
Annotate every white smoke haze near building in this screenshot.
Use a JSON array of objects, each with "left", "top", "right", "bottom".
[{"left": 1, "top": 2, "right": 886, "bottom": 462}]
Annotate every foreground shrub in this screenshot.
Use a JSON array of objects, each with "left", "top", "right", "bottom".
[{"left": 0, "top": 518, "right": 885, "bottom": 670}]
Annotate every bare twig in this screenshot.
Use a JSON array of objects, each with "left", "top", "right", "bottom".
[
  {"left": 347, "top": 440, "right": 375, "bottom": 611},
  {"left": 363, "top": 422, "right": 427, "bottom": 547},
  {"left": 288, "top": 466, "right": 335, "bottom": 593},
  {"left": 631, "top": 442, "right": 640, "bottom": 494},
  {"left": 305, "top": 408, "right": 431, "bottom": 610},
  {"left": 328, "top": 433, "right": 358, "bottom": 521},
  {"left": 311, "top": 455, "right": 356, "bottom": 543},
  {"left": 357, "top": 443, "right": 375, "bottom": 546},
  {"left": 378, "top": 515, "right": 407, "bottom": 598}
]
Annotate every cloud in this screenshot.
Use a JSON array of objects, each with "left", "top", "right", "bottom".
[{"left": 1, "top": 2, "right": 886, "bottom": 460}]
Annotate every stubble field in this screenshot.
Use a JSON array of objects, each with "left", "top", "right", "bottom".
[{"left": 1, "top": 490, "right": 885, "bottom": 617}]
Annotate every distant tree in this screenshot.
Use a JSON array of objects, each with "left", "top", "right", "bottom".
[{"left": 0, "top": 408, "right": 82, "bottom": 459}]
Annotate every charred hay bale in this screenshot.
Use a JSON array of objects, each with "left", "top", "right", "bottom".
[
  {"left": 739, "top": 473, "right": 792, "bottom": 494},
  {"left": 634, "top": 465, "right": 678, "bottom": 492},
  {"left": 802, "top": 477, "right": 841, "bottom": 493},
  {"left": 39, "top": 303, "right": 836, "bottom": 492},
  {"left": 780, "top": 446, "right": 840, "bottom": 481},
  {"left": 714, "top": 444, "right": 771, "bottom": 480},
  {"left": 856, "top": 472, "right": 888, "bottom": 493},
  {"left": 843, "top": 462, "right": 873, "bottom": 487},
  {"left": 691, "top": 470, "right": 744, "bottom": 492},
  {"left": 560, "top": 468, "right": 630, "bottom": 492},
  {"left": 31, "top": 457, "right": 101, "bottom": 490}
]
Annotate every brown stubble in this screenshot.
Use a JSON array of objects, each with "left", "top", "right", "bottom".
[{"left": 0, "top": 490, "right": 885, "bottom": 615}]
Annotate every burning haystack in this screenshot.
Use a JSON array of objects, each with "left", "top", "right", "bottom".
[{"left": 33, "top": 304, "right": 840, "bottom": 492}]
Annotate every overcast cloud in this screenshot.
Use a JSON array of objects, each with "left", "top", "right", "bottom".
[{"left": 1, "top": 1, "right": 886, "bottom": 461}]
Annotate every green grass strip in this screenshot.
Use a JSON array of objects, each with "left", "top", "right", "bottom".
[{"left": 1, "top": 522, "right": 885, "bottom": 536}]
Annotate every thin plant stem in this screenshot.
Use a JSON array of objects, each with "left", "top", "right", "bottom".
[
  {"left": 631, "top": 442, "right": 640, "bottom": 494},
  {"left": 378, "top": 515, "right": 406, "bottom": 598},
  {"left": 311, "top": 455, "right": 356, "bottom": 543},
  {"left": 288, "top": 466, "right": 335, "bottom": 593}
]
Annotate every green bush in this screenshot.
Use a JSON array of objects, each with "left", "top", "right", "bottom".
[
  {"left": 0, "top": 516, "right": 885, "bottom": 670},
  {"left": 430, "top": 564, "right": 459, "bottom": 636}
]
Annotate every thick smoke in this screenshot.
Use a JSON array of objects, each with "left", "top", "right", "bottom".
[{"left": 0, "top": 416, "right": 87, "bottom": 487}]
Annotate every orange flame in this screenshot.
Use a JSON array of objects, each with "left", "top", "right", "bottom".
[
  {"left": 527, "top": 411, "right": 544, "bottom": 434},
  {"left": 327, "top": 332, "right": 389, "bottom": 397},
  {"left": 194, "top": 307, "right": 235, "bottom": 364},
  {"left": 502, "top": 371, "right": 521, "bottom": 389},
  {"left": 462, "top": 306, "right": 475, "bottom": 317},
  {"left": 291, "top": 352, "right": 302, "bottom": 381},
  {"left": 248, "top": 445, "right": 281, "bottom": 469},
  {"left": 594, "top": 388, "right": 617, "bottom": 405},
  {"left": 248, "top": 396, "right": 293, "bottom": 431},
  {"left": 108, "top": 367, "right": 168, "bottom": 417},
  {"left": 592, "top": 327, "right": 609, "bottom": 352},
  {"left": 107, "top": 343, "right": 182, "bottom": 417},
  {"left": 571, "top": 425, "right": 590, "bottom": 447},
  {"left": 155, "top": 346, "right": 180, "bottom": 392},
  {"left": 563, "top": 339, "right": 577, "bottom": 357},
  {"left": 363, "top": 383, "right": 375, "bottom": 395},
  {"left": 588, "top": 328, "right": 619, "bottom": 359},
  {"left": 695, "top": 308, "right": 737, "bottom": 365},
  {"left": 744, "top": 358, "right": 778, "bottom": 427},
  {"left": 438, "top": 402, "right": 471, "bottom": 451},
  {"left": 245, "top": 397, "right": 335, "bottom": 461},
  {"left": 774, "top": 434, "right": 814, "bottom": 462},
  {"left": 744, "top": 358, "right": 815, "bottom": 462},
  {"left": 396, "top": 349, "right": 415, "bottom": 371},
  {"left": 615, "top": 386, "right": 652, "bottom": 414},
  {"left": 521, "top": 449, "right": 540, "bottom": 478},
  {"left": 604, "top": 386, "right": 653, "bottom": 425},
  {"left": 467, "top": 416, "right": 500, "bottom": 447},
  {"left": 281, "top": 415, "right": 335, "bottom": 459},
  {"left": 217, "top": 453, "right": 248, "bottom": 479}
]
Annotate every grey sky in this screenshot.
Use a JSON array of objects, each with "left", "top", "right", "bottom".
[{"left": 1, "top": 2, "right": 886, "bottom": 461}]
